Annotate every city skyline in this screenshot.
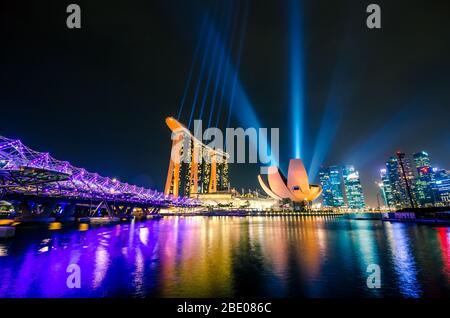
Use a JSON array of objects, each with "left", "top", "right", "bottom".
[
  {"left": 378, "top": 150, "right": 450, "bottom": 209},
  {"left": 3, "top": 127, "right": 447, "bottom": 209},
  {"left": 0, "top": 0, "right": 449, "bottom": 207},
  {"left": 1, "top": 0, "right": 450, "bottom": 303}
]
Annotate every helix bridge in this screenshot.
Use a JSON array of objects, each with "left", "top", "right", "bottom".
[{"left": 0, "top": 135, "right": 198, "bottom": 221}]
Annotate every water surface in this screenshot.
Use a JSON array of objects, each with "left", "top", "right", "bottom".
[{"left": 0, "top": 216, "right": 449, "bottom": 297}]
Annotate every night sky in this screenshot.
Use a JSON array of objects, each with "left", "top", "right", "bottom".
[{"left": 1, "top": 0, "right": 449, "bottom": 206}]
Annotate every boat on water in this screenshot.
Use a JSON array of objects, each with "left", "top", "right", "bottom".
[
  {"left": 381, "top": 207, "right": 450, "bottom": 225},
  {"left": 146, "top": 214, "right": 163, "bottom": 220},
  {"left": 88, "top": 217, "right": 121, "bottom": 224},
  {"left": 81, "top": 215, "right": 135, "bottom": 224}
]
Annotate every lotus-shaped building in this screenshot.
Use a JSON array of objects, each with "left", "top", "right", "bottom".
[{"left": 258, "top": 159, "right": 322, "bottom": 203}]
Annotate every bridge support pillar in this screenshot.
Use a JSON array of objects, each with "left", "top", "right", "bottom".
[
  {"left": 42, "top": 202, "right": 57, "bottom": 218},
  {"left": 57, "top": 203, "right": 77, "bottom": 222},
  {"left": 13, "top": 201, "right": 32, "bottom": 218},
  {"left": 13, "top": 201, "right": 57, "bottom": 223}
]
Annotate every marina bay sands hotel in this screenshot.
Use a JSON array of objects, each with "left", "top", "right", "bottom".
[{"left": 164, "top": 117, "right": 230, "bottom": 198}]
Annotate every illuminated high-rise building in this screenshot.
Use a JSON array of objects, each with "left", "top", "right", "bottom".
[
  {"left": 413, "top": 151, "right": 431, "bottom": 170},
  {"left": 433, "top": 169, "right": 450, "bottom": 205},
  {"left": 329, "top": 166, "right": 345, "bottom": 207},
  {"left": 413, "top": 151, "right": 434, "bottom": 207},
  {"left": 318, "top": 166, "right": 345, "bottom": 208},
  {"left": 380, "top": 151, "right": 448, "bottom": 208},
  {"left": 385, "top": 153, "right": 416, "bottom": 209},
  {"left": 217, "top": 159, "right": 230, "bottom": 191},
  {"left": 164, "top": 117, "right": 230, "bottom": 198},
  {"left": 318, "top": 167, "right": 333, "bottom": 207},
  {"left": 342, "top": 165, "right": 365, "bottom": 209},
  {"left": 379, "top": 168, "right": 395, "bottom": 208}
]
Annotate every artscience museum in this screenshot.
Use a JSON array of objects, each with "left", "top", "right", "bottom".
[{"left": 258, "top": 159, "right": 322, "bottom": 210}]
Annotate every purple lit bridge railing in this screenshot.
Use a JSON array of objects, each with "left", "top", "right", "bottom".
[{"left": 0, "top": 135, "right": 198, "bottom": 218}]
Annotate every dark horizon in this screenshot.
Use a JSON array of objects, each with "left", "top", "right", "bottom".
[{"left": 1, "top": 0, "right": 449, "bottom": 206}]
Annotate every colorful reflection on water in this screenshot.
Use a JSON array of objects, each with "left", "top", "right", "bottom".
[{"left": 0, "top": 216, "right": 449, "bottom": 298}]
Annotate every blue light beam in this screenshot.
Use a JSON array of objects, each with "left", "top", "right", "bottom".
[
  {"left": 181, "top": 0, "right": 277, "bottom": 166},
  {"left": 208, "top": 1, "right": 234, "bottom": 128},
  {"left": 308, "top": 32, "right": 367, "bottom": 180},
  {"left": 226, "top": 0, "right": 249, "bottom": 129},
  {"left": 289, "top": 0, "right": 305, "bottom": 160},
  {"left": 177, "top": 16, "right": 208, "bottom": 121},
  {"left": 188, "top": 4, "right": 219, "bottom": 129},
  {"left": 215, "top": 2, "right": 240, "bottom": 128},
  {"left": 196, "top": 3, "right": 230, "bottom": 132}
]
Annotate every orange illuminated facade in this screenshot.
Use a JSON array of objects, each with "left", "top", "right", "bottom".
[
  {"left": 164, "top": 117, "right": 229, "bottom": 198},
  {"left": 258, "top": 159, "right": 322, "bottom": 203}
]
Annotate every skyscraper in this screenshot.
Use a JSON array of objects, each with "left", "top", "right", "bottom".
[
  {"left": 385, "top": 153, "right": 416, "bottom": 209},
  {"left": 217, "top": 157, "right": 230, "bottom": 192},
  {"left": 164, "top": 117, "right": 230, "bottom": 198},
  {"left": 379, "top": 168, "right": 395, "bottom": 208},
  {"left": 329, "top": 166, "right": 345, "bottom": 207},
  {"left": 342, "top": 165, "right": 366, "bottom": 209},
  {"left": 381, "top": 151, "right": 449, "bottom": 209},
  {"left": 319, "top": 167, "right": 333, "bottom": 207},
  {"left": 318, "top": 166, "right": 345, "bottom": 208},
  {"left": 318, "top": 167, "right": 333, "bottom": 207},
  {"left": 433, "top": 169, "right": 450, "bottom": 205},
  {"left": 413, "top": 151, "right": 431, "bottom": 169},
  {"left": 413, "top": 151, "right": 434, "bottom": 207}
]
